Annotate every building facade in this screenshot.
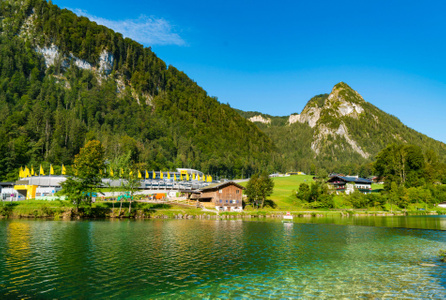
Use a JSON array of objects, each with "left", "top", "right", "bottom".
[
  {"left": 327, "top": 176, "right": 372, "bottom": 194},
  {"left": 13, "top": 176, "right": 68, "bottom": 200},
  {"left": 199, "top": 181, "right": 245, "bottom": 212}
]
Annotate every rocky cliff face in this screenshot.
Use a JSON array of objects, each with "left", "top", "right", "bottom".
[
  {"left": 287, "top": 114, "right": 300, "bottom": 125},
  {"left": 20, "top": 10, "right": 114, "bottom": 76},
  {"left": 299, "top": 82, "right": 370, "bottom": 158},
  {"left": 35, "top": 44, "right": 114, "bottom": 76},
  {"left": 248, "top": 115, "right": 271, "bottom": 124}
]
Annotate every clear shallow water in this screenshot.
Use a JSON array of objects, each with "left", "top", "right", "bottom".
[
  {"left": 0, "top": 218, "right": 445, "bottom": 299},
  {"left": 290, "top": 214, "right": 446, "bottom": 230}
]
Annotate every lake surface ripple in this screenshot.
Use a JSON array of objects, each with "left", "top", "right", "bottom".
[{"left": 0, "top": 218, "right": 445, "bottom": 299}]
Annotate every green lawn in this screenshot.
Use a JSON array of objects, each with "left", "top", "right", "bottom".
[
  {"left": 240, "top": 175, "right": 384, "bottom": 210},
  {"left": 240, "top": 175, "right": 315, "bottom": 210},
  {"left": 270, "top": 175, "right": 314, "bottom": 201},
  {"left": 372, "top": 183, "right": 384, "bottom": 192}
]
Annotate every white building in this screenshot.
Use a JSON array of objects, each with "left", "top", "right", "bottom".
[{"left": 327, "top": 176, "right": 372, "bottom": 195}]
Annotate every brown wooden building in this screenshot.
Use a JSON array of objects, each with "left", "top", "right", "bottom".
[{"left": 199, "top": 181, "right": 245, "bottom": 212}]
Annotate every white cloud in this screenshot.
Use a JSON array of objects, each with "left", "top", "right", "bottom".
[{"left": 70, "top": 9, "right": 185, "bottom": 46}]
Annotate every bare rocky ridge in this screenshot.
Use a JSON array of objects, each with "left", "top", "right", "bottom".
[{"left": 248, "top": 115, "right": 271, "bottom": 124}]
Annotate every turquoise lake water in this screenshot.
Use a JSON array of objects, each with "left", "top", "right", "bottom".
[{"left": 0, "top": 217, "right": 445, "bottom": 299}]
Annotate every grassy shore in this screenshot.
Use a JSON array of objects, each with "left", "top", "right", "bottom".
[
  {"left": 0, "top": 199, "right": 198, "bottom": 219},
  {"left": 1, "top": 199, "right": 444, "bottom": 220}
]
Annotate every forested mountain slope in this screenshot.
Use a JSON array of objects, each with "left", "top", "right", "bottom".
[
  {"left": 1, "top": 0, "right": 444, "bottom": 181},
  {"left": 241, "top": 83, "right": 446, "bottom": 175},
  {"left": 0, "top": 0, "right": 275, "bottom": 180}
]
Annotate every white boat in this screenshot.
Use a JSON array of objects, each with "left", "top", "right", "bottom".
[{"left": 282, "top": 211, "right": 293, "bottom": 222}]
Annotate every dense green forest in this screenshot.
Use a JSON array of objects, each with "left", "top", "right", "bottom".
[
  {"left": 0, "top": 0, "right": 275, "bottom": 181},
  {"left": 1, "top": 0, "right": 445, "bottom": 183}
]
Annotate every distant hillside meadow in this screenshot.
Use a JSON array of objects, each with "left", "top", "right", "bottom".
[{"left": 1, "top": 0, "right": 446, "bottom": 182}]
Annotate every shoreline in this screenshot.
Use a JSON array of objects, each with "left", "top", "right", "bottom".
[{"left": 0, "top": 206, "right": 442, "bottom": 220}]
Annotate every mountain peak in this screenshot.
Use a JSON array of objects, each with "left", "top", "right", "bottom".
[
  {"left": 329, "top": 82, "right": 365, "bottom": 105},
  {"left": 293, "top": 82, "right": 370, "bottom": 158},
  {"left": 333, "top": 81, "right": 352, "bottom": 90},
  {"left": 294, "top": 82, "right": 364, "bottom": 129}
]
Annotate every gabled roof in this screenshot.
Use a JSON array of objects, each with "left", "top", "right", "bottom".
[
  {"left": 200, "top": 181, "right": 246, "bottom": 192},
  {"left": 327, "top": 176, "right": 372, "bottom": 184}
]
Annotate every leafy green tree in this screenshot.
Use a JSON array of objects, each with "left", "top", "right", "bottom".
[
  {"left": 375, "top": 144, "right": 425, "bottom": 188},
  {"left": 316, "top": 168, "right": 328, "bottom": 181},
  {"left": 257, "top": 172, "right": 275, "bottom": 209},
  {"left": 296, "top": 183, "right": 310, "bottom": 202},
  {"left": 245, "top": 172, "right": 274, "bottom": 209},
  {"left": 387, "top": 182, "right": 409, "bottom": 211},
  {"left": 365, "top": 193, "right": 386, "bottom": 209},
  {"left": 309, "top": 182, "right": 320, "bottom": 202},
  {"left": 61, "top": 140, "right": 105, "bottom": 209},
  {"left": 348, "top": 191, "right": 368, "bottom": 209},
  {"left": 296, "top": 181, "right": 333, "bottom": 208},
  {"left": 245, "top": 173, "right": 260, "bottom": 208},
  {"left": 407, "top": 186, "right": 433, "bottom": 207},
  {"left": 60, "top": 177, "right": 85, "bottom": 211},
  {"left": 430, "top": 185, "right": 446, "bottom": 206}
]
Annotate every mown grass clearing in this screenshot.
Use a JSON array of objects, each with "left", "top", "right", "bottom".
[
  {"left": 240, "top": 175, "right": 385, "bottom": 210},
  {"left": 239, "top": 175, "right": 314, "bottom": 209}
]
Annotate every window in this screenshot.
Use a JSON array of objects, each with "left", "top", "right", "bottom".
[
  {"left": 219, "top": 189, "right": 222, "bottom": 194},
  {"left": 220, "top": 200, "right": 222, "bottom": 203},
  {"left": 226, "top": 200, "right": 228, "bottom": 203},
  {"left": 236, "top": 190, "right": 239, "bottom": 194}
]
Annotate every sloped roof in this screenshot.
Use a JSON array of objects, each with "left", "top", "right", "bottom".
[
  {"left": 200, "top": 181, "right": 246, "bottom": 192},
  {"left": 328, "top": 176, "right": 372, "bottom": 184}
]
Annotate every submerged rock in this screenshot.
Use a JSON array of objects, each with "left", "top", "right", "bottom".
[{"left": 419, "top": 263, "right": 438, "bottom": 267}]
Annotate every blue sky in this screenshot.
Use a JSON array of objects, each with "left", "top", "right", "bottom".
[{"left": 54, "top": 0, "right": 446, "bottom": 143}]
